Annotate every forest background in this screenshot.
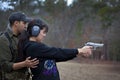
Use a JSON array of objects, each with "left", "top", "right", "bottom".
[{"left": 0, "top": 0, "right": 120, "bottom": 61}]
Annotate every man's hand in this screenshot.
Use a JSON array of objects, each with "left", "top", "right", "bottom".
[
  {"left": 13, "top": 57, "right": 39, "bottom": 70},
  {"left": 24, "top": 57, "right": 39, "bottom": 68}
]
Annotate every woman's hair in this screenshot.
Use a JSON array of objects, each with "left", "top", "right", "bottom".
[
  {"left": 17, "top": 18, "right": 48, "bottom": 61},
  {"left": 27, "top": 18, "right": 48, "bottom": 36}
]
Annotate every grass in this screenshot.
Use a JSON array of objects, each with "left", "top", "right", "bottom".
[{"left": 57, "top": 61, "right": 120, "bottom": 80}]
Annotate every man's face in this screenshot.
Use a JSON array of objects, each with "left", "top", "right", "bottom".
[{"left": 16, "top": 21, "right": 28, "bottom": 34}]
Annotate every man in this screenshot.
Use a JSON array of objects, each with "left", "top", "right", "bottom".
[{"left": 0, "top": 12, "right": 39, "bottom": 80}]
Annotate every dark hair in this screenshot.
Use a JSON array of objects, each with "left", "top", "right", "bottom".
[
  {"left": 17, "top": 18, "right": 48, "bottom": 61},
  {"left": 8, "top": 12, "right": 30, "bottom": 26},
  {"left": 27, "top": 18, "right": 48, "bottom": 36},
  {"left": 17, "top": 31, "right": 29, "bottom": 61}
]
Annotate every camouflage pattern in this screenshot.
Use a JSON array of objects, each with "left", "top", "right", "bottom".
[{"left": 0, "top": 26, "right": 28, "bottom": 80}]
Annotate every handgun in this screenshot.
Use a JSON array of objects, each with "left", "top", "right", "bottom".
[{"left": 85, "top": 42, "right": 104, "bottom": 50}]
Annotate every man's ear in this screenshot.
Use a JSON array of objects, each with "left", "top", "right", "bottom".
[{"left": 14, "top": 21, "right": 19, "bottom": 26}]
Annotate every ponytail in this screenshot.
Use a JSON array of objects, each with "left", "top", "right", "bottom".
[{"left": 17, "top": 31, "right": 29, "bottom": 62}]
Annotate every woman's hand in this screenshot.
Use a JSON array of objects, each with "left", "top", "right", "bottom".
[{"left": 77, "top": 46, "right": 93, "bottom": 57}]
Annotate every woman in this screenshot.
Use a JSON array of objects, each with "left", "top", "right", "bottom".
[{"left": 18, "top": 19, "right": 92, "bottom": 80}]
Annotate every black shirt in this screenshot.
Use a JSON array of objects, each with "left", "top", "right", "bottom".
[{"left": 24, "top": 41, "right": 78, "bottom": 80}]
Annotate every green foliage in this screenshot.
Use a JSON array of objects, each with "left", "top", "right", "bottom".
[
  {"left": 92, "top": 1, "right": 120, "bottom": 29},
  {"left": 44, "top": 0, "right": 55, "bottom": 13},
  {"left": 43, "top": 0, "right": 67, "bottom": 15},
  {"left": 100, "top": 15, "right": 112, "bottom": 29},
  {"left": 109, "top": 41, "right": 120, "bottom": 61},
  {"left": 98, "top": 6, "right": 110, "bottom": 16},
  {"left": 93, "top": 4, "right": 111, "bottom": 28},
  {"left": 55, "top": 0, "right": 67, "bottom": 11},
  {"left": 76, "top": 19, "right": 83, "bottom": 36},
  {"left": 92, "top": 2, "right": 106, "bottom": 12}
]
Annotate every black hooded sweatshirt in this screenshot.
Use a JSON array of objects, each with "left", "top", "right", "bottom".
[{"left": 24, "top": 41, "right": 78, "bottom": 80}]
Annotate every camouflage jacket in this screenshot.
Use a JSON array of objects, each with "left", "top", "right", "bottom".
[{"left": 0, "top": 26, "right": 28, "bottom": 80}]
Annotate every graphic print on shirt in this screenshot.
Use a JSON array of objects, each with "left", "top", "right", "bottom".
[{"left": 43, "top": 60, "right": 57, "bottom": 76}]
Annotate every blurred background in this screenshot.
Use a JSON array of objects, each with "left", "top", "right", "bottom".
[
  {"left": 0, "top": 0, "right": 120, "bottom": 62},
  {"left": 0, "top": 0, "right": 120, "bottom": 80}
]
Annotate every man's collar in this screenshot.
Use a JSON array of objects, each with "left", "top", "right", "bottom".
[{"left": 5, "top": 24, "right": 15, "bottom": 38}]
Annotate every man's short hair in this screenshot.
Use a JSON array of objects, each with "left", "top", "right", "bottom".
[{"left": 8, "top": 12, "right": 30, "bottom": 25}]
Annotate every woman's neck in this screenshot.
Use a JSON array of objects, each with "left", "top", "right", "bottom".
[{"left": 29, "top": 37, "right": 37, "bottom": 42}]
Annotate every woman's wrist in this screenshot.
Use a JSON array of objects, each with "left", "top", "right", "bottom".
[{"left": 77, "top": 48, "right": 83, "bottom": 55}]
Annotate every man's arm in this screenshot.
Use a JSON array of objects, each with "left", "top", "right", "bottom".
[
  {"left": 0, "top": 38, "right": 39, "bottom": 72},
  {"left": 13, "top": 57, "right": 39, "bottom": 70},
  {"left": 0, "top": 37, "right": 13, "bottom": 72}
]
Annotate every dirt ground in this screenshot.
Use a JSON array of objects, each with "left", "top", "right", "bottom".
[{"left": 57, "top": 60, "right": 120, "bottom": 80}]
